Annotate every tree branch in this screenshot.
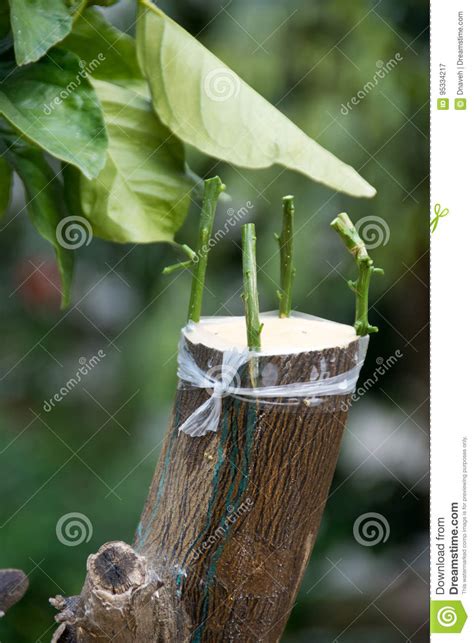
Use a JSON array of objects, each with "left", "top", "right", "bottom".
[
  {"left": 331, "top": 212, "right": 383, "bottom": 336},
  {"left": 276, "top": 195, "right": 295, "bottom": 318},
  {"left": 162, "top": 244, "right": 196, "bottom": 275},
  {"left": 0, "top": 569, "right": 28, "bottom": 618},
  {"left": 242, "top": 223, "right": 262, "bottom": 351},
  {"left": 50, "top": 541, "right": 191, "bottom": 642},
  {"left": 187, "top": 176, "right": 225, "bottom": 323}
]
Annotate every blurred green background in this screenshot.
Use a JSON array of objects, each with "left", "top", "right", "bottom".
[{"left": 0, "top": 0, "right": 428, "bottom": 641}]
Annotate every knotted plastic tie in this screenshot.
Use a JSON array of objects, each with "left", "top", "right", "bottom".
[{"left": 176, "top": 318, "right": 368, "bottom": 438}]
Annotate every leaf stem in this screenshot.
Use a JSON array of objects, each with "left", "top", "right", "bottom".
[
  {"left": 187, "top": 176, "right": 225, "bottom": 322},
  {"left": 242, "top": 223, "right": 262, "bottom": 351},
  {"left": 276, "top": 195, "right": 295, "bottom": 318},
  {"left": 330, "top": 212, "right": 384, "bottom": 336}
]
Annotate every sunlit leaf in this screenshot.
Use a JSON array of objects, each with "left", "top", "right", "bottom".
[
  {"left": 63, "top": 10, "right": 193, "bottom": 244},
  {"left": 75, "top": 80, "right": 192, "bottom": 243},
  {"left": 136, "top": 0, "right": 375, "bottom": 199},
  {"left": 0, "top": 49, "right": 107, "bottom": 179}
]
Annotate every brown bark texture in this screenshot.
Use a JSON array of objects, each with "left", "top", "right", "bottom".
[
  {"left": 52, "top": 334, "right": 362, "bottom": 642},
  {"left": 0, "top": 568, "right": 28, "bottom": 617}
]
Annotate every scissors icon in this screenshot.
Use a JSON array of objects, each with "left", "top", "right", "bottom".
[{"left": 430, "top": 203, "right": 449, "bottom": 233}]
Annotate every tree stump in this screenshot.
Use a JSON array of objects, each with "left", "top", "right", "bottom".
[{"left": 52, "top": 317, "right": 363, "bottom": 642}]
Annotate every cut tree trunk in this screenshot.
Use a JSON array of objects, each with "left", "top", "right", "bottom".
[{"left": 52, "top": 330, "right": 361, "bottom": 642}]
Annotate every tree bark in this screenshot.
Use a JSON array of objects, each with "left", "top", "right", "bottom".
[
  {"left": 52, "top": 333, "right": 361, "bottom": 642},
  {"left": 0, "top": 568, "right": 28, "bottom": 617}
]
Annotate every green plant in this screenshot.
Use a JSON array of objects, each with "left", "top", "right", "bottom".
[
  {"left": 0, "top": 0, "right": 375, "bottom": 308},
  {"left": 276, "top": 195, "right": 296, "bottom": 318},
  {"left": 331, "top": 212, "right": 384, "bottom": 335},
  {"left": 242, "top": 222, "right": 262, "bottom": 351},
  {"left": 184, "top": 176, "right": 225, "bottom": 323}
]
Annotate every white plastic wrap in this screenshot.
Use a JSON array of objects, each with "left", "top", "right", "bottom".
[{"left": 176, "top": 313, "right": 369, "bottom": 438}]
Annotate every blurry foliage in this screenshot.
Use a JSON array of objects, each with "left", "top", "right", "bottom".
[
  {"left": 0, "top": 0, "right": 428, "bottom": 641},
  {"left": 1, "top": 0, "right": 373, "bottom": 305}
]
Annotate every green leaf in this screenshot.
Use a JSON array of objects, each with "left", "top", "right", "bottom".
[
  {"left": 0, "top": 49, "right": 107, "bottom": 179},
  {"left": 9, "top": 0, "right": 73, "bottom": 65},
  {"left": 0, "top": 121, "right": 74, "bottom": 307},
  {"left": 74, "top": 80, "right": 192, "bottom": 243},
  {"left": 137, "top": 0, "right": 375, "bottom": 199},
  {"left": 62, "top": 9, "right": 194, "bottom": 244},
  {"left": 62, "top": 8, "right": 147, "bottom": 96},
  {"left": 0, "top": 155, "right": 13, "bottom": 218},
  {"left": 67, "top": 0, "right": 88, "bottom": 15}
]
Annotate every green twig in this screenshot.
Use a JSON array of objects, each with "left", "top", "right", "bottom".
[
  {"left": 275, "top": 195, "right": 295, "bottom": 318},
  {"left": 162, "top": 244, "right": 196, "bottom": 275},
  {"left": 330, "top": 212, "right": 384, "bottom": 336},
  {"left": 187, "top": 176, "right": 225, "bottom": 322},
  {"left": 242, "top": 223, "right": 263, "bottom": 351}
]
